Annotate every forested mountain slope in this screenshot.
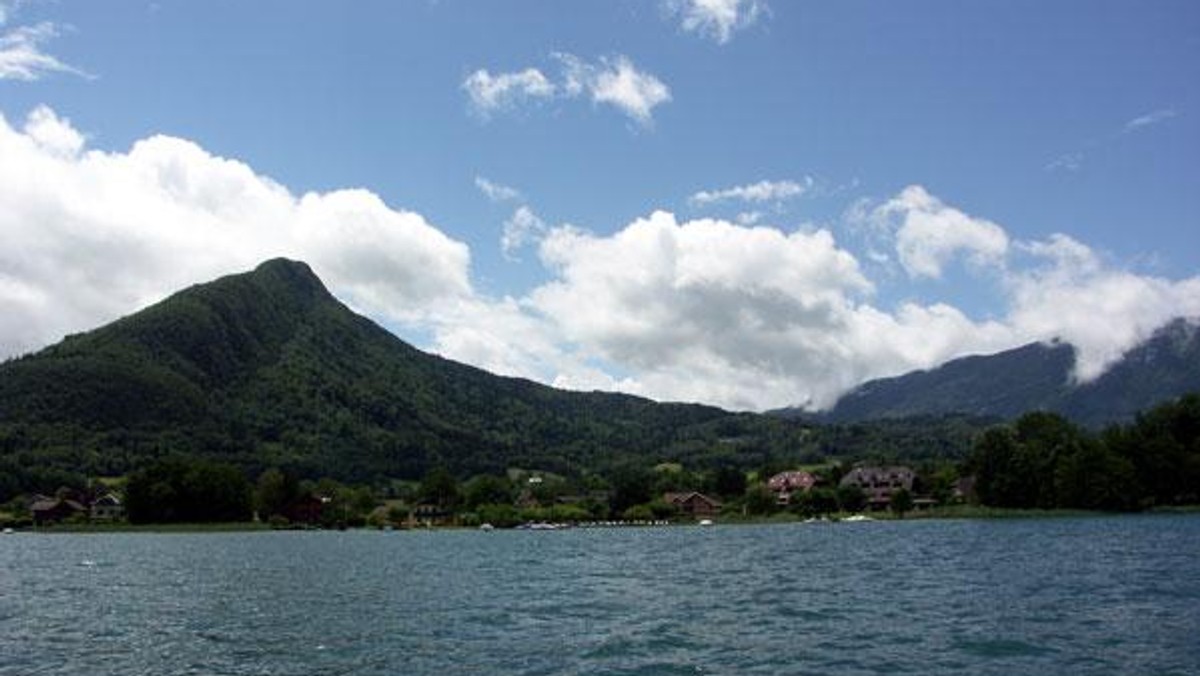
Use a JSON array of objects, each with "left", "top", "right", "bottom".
[{"left": 0, "top": 259, "right": 729, "bottom": 481}]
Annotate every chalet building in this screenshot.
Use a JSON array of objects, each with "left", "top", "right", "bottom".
[
  {"left": 410, "top": 503, "right": 454, "bottom": 528},
  {"left": 30, "top": 497, "right": 87, "bottom": 526},
  {"left": 663, "top": 492, "right": 722, "bottom": 519},
  {"left": 89, "top": 493, "right": 125, "bottom": 521},
  {"left": 839, "top": 466, "right": 916, "bottom": 510},
  {"left": 767, "top": 471, "right": 818, "bottom": 505},
  {"left": 952, "top": 476, "right": 977, "bottom": 503}
]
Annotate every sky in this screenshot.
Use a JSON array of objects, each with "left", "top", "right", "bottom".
[{"left": 1, "top": 0, "right": 1199, "bottom": 412}]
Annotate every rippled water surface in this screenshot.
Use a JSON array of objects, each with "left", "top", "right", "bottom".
[{"left": 2, "top": 515, "right": 1198, "bottom": 675}]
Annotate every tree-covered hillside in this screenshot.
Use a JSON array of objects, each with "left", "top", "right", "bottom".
[{"left": 0, "top": 259, "right": 736, "bottom": 485}]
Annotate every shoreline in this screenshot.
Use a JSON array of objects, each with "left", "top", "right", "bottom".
[{"left": 7, "top": 504, "right": 1199, "bottom": 534}]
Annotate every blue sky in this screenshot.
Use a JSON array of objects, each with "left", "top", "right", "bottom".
[{"left": 2, "top": 0, "right": 1198, "bottom": 410}]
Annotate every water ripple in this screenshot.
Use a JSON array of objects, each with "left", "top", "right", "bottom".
[{"left": 1, "top": 517, "right": 1199, "bottom": 675}]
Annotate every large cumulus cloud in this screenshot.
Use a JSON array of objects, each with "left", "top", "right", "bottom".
[
  {"left": 527, "top": 211, "right": 1016, "bottom": 409},
  {"left": 3, "top": 106, "right": 1197, "bottom": 412},
  {"left": 0, "top": 106, "right": 471, "bottom": 356}
]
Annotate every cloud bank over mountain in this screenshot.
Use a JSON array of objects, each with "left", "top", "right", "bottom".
[{"left": 2, "top": 106, "right": 1198, "bottom": 410}]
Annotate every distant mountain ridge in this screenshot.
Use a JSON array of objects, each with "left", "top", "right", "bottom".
[{"left": 819, "top": 319, "right": 1200, "bottom": 427}]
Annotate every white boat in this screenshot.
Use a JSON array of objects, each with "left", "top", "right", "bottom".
[
  {"left": 479, "top": 523, "right": 495, "bottom": 531},
  {"left": 698, "top": 519, "right": 714, "bottom": 526},
  {"left": 843, "top": 514, "right": 874, "bottom": 522}
]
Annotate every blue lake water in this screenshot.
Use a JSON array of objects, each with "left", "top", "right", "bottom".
[{"left": 2, "top": 515, "right": 1198, "bottom": 675}]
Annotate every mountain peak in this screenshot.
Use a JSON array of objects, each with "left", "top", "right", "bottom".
[
  {"left": 244, "top": 257, "right": 330, "bottom": 302},
  {"left": 253, "top": 256, "right": 316, "bottom": 278}
]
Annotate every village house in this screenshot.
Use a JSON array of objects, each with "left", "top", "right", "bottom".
[
  {"left": 410, "top": 503, "right": 454, "bottom": 528},
  {"left": 89, "top": 493, "right": 125, "bottom": 521},
  {"left": 767, "top": 470, "right": 819, "bottom": 505},
  {"left": 30, "top": 497, "right": 87, "bottom": 526},
  {"left": 839, "top": 466, "right": 916, "bottom": 510},
  {"left": 952, "top": 476, "right": 977, "bottom": 504},
  {"left": 663, "top": 492, "right": 722, "bottom": 519}
]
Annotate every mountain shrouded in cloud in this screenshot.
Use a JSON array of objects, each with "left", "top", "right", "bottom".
[{"left": 2, "top": 105, "right": 1198, "bottom": 411}]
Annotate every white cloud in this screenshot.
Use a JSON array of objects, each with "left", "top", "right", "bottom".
[
  {"left": 735, "top": 211, "right": 764, "bottom": 225},
  {"left": 474, "top": 176, "right": 549, "bottom": 259},
  {"left": 474, "top": 176, "right": 521, "bottom": 203},
  {"left": 467, "top": 54, "right": 671, "bottom": 127},
  {"left": 1124, "top": 108, "right": 1177, "bottom": 133},
  {"left": 689, "top": 178, "right": 812, "bottom": 206},
  {"left": 530, "top": 211, "right": 903, "bottom": 409},
  {"left": 1045, "top": 151, "right": 1083, "bottom": 173},
  {"left": 1047, "top": 108, "right": 1180, "bottom": 172},
  {"left": 501, "top": 205, "right": 547, "bottom": 259},
  {"left": 4, "top": 108, "right": 1197, "bottom": 413},
  {"left": 461, "top": 67, "right": 555, "bottom": 116},
  {"left": 872, "top": 185, "right": 1009, "bottom": 279},
  {"left": 0, "top": 20, "right": 86, "bottom": 81},
  {"left": 666, "top": 0, "right": 768, "bottom": 44},
  {"left": 581, "top": 56, "right": 672, "bottom": 126},
  {"left": 0, "top": 106, "right": 471, "bottom": 357},
  {"left": 21, "top": 104, "right": 84, "bottom": 156}
]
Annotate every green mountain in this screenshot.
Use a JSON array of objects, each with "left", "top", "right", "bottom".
[
  {"left": 822, "top": 319, "right": 1200, "bottom": 427},
  {"left": 0, "top": 259, "right": 733, "bottom": 483}
]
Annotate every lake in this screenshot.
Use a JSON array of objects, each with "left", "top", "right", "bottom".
[{"left": 2, "top": 515, "right": 1198, "bottom": 675}]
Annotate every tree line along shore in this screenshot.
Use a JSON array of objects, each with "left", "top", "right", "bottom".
[{"left": 3, "top": 394, "right": 1197, "bottom": 531}]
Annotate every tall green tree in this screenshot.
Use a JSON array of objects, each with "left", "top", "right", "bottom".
[
  {"left": 890, "top": 487, "right": 913, "bottom": 518},
  {"left": 744, "top": 484, "right": 777, "bottom": 516},
  {"left": 792, "top": 487, "right": 838, "bottom": 517},
  {"left": 836, "top": 484, "right": 866, "bottom": 513},
  {"left": 971, "top": 427, "right": 1024, "bottom": 507},
  {"left": 709, "top": 465, "right": 747, "bottom": 499},
  {"left": 419, "top": 467, "right": 460, "bottom": 508},
  {"left": 462, "top": 474, "right": 514, "bottom": 510},
  {"left": 125, "top": 457, "right": 251, "bottom": 523},
  {"left": 1054, "top": 440, "right": 1136, "bottom": 510},
  {"left": 1107, "top": 393, "right": 1200, "bottom": 506},
  {"left": 1014, "top": 412, "right": 1082, "bottom": 508},
  {"left": 254, "top": 467, "right": 298, "bottom": 518},
  {"left": 607, "top": 463, "right": 654, "bottom": 516}
]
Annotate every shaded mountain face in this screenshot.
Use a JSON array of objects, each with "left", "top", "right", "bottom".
[
  {"left": 822, "top": 319, "right": 1200, "bottom": 428},
  {"left": 822, "top": 341, "right": 1077, "bottom": 423},
  {"left": 0, "top": 259, "right": 729, "bottom": 481}
]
